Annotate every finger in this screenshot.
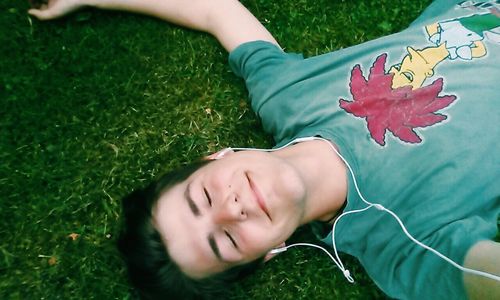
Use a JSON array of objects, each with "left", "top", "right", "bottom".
[
  {"left": 28, "top": 8, "right": 53, "bottom": 20},
  {"left": 27, "top": 8, "right": 41, "bottom": 17}
]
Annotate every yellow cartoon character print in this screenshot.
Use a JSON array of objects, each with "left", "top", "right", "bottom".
[{"left": 390, "top": 8, "right": 499, "bottom": 89}]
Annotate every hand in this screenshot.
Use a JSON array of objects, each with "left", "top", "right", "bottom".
[
  {"left": 28, "top": 0, "right": 85, "bottom": 20},
  {"left": 428, "top": 33, "right": 441, "bottom": 45}
]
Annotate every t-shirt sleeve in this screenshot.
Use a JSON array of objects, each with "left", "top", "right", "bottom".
[
  {"left": 229, "top": 41, "right": 291, "bottom": 78},
  {"left": 228, "top": 41, "right": 306, "bottom": 140}
]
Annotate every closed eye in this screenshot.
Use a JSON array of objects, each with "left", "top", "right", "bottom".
[
  {"left": 402, "top": 71, "right": 414, "bottom": 82},
  {"left": 204, "top": 187, "right": 212, "bottom": 206},
  {"left": 224, "top": 230, "right": 238, "bottom": 249}
]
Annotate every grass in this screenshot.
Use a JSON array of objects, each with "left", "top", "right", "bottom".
[{"left": 1, "top": 0, "right": 434, "bottom": 299}]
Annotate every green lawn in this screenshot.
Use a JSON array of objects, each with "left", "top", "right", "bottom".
[{"left": 1, "top": 1, "right": 433, "bottom": 299}]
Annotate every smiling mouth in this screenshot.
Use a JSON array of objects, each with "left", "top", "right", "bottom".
[{"left": 245, "top": 172, "right": 272, "bottom": 221}]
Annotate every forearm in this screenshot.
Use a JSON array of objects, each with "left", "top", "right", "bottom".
[{"left": 29, "top": 0, "right": 278, "bottom": 52}]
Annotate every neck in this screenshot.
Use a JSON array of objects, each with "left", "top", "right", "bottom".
[{"left": 274, "top": 139, "right": 347, "bottom": 224}]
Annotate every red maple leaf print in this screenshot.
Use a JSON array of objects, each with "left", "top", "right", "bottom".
[{"left": 339, "top": 54, "right": 456, "bottom": 146}]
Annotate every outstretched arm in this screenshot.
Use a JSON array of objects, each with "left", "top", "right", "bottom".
[{"left": 28, "top": 0, "right": 280, "bottom": 52}]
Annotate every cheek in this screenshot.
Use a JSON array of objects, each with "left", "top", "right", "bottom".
[
  {"left": 210, "top": 172, "right": 229, "bottom": 189},
  {"left": 207, "top": 170, "right": 235, "bottom": 202},
  {"left": 206, "top": 163, "right": 247, "bottom": 195},
  {"left": 201, "top": 163, "right": 231, "bottom": 187},
  {"left": 241, "top": 227, "right": 275, "bottom": 256},
  {"left": 239, "top": 222, "right": 293, "bottom": 254}
]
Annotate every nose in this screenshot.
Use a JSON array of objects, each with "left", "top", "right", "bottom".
[{"left": 213, "top": 194, "right": 247, "bottom": 225}]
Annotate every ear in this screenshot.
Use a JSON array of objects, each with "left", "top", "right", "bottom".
[
  {"left": 264, "top": 242, "right": 286, "bottom": 262},
  {"left": 204, "top": 148, "right": 234, "bottom": 160}
]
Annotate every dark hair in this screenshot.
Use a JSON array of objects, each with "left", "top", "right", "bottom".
[{"left": 117, "top": 160, "right": 263, "bottom": 300}]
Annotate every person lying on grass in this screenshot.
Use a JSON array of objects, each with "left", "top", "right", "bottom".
[{"left": 28, "top": 0, "right": 500, "bottom": 299}]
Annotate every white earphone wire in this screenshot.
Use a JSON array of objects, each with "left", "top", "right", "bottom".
[
  {"left": 317, "top": 136, "right": 500, "bottom": 283},
  {"left": 230, "top": 136, "right": 500, "bottom": 283}
]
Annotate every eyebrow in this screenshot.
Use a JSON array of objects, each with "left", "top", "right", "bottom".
[
  {"left": 208, "top": 233, "right": 223, "bottom": 262},
  {"left": 185, "top": 183, "right": 200, "bottom": 217}
]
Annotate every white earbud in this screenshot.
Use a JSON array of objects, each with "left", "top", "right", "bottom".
[
  {"left": 214, "top": 148, "right": 233, "bottom": 159},
  {"left": 269, "top": 247, "right": 287, "bottom": 255}
]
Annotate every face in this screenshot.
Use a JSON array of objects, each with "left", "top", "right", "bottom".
[
  {"left": 153, "top": 150, "right": 307, "bottom": 279},
  {"left": 389, "top": 47, "right": 432, "bottom": 89}
]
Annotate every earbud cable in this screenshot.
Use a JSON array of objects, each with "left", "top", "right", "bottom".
[
  {"left": 232, "top": 136, "right": 500, "bottom": 283},
  {"left": 318, "top": 136, "right": 500, "bottom": 283}
]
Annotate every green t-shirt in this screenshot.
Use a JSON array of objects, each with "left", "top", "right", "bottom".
[{"left": 229, "top": 0, "right": 499, "bottom": 299}]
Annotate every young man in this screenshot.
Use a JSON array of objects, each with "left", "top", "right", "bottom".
[{"left": 29, "top": 0, "right": 500, "bottom": 299}]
